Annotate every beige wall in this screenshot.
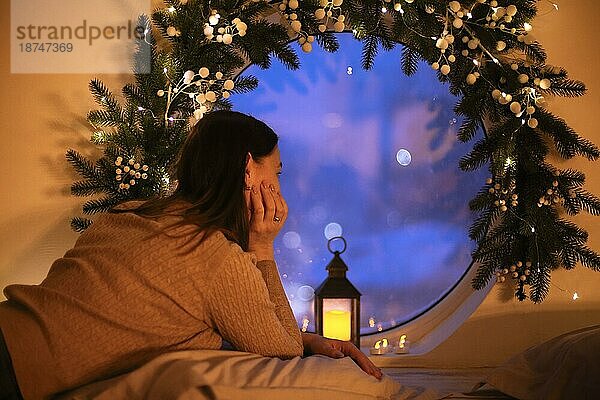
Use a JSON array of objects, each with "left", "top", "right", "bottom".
[{"left": 1, "top": 1, "right": 599, "bottom": 366}]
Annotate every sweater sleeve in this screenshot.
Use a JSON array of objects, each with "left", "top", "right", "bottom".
[
  {"left": 255, "top": 260, "right": 303, "bottom": 349},
  {"left": 205, "top": 250, "right": 303, "bottom": 359}
]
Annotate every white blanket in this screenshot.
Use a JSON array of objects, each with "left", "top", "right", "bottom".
[{"left": 59, "top": 350, "right": 441, "bottom": 400}]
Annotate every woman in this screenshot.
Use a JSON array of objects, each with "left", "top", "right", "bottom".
[{"left": 0, "top": 111, "right": 381, "bottom": 400}]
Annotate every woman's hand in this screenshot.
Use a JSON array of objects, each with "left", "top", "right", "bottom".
[
  {"left": 302, "top": 333, "right": 383, "bottom": 380},
  {"left": 247, "top": 181, "right": 288, "bottom": 260}
]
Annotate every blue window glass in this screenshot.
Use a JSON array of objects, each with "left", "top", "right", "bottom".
[{"left": 231, "top": 34, "right": 487, "bottom": 335}]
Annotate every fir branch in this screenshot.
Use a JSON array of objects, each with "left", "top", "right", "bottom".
[
  {"left": 231, "top": 75, "right": 259, "bottom": 94},
  {"left": 400, "top": 46, "right": 420, "bottom": 76},
  {"left": 471, "top": 259, "right": 497, "bottom": 290},
  {"left": 361, "top": 34, "right": 379, "bottom": 70},
  {"left": 71, "top": 180, "right": 108, "bottom": 197},
  {"left": 575, "top": 246, "right": 600, "bottom": 271},
  {"left": 546, "top": 79, "right": 586, "bottom": 98},
  {"left": 536, "top": 109, "right": 600, "bottom": 160},
  {"left": 457, "top": 116, "right": 482, "bottom": 143},
  {"left": 315, "top": 31, "right": 340, "bottom": 53},
  {"left": 529, "top": 266, "right": 551, "bottom": 303},
  {"left": 82, "top": 196, "right": 123, "bottom": 215},
  {"left": 66, "top": 149, "right": 98, "bottom": 180},
  {"left": 70, "top": 217, "right": 93, "bottom": 232}
]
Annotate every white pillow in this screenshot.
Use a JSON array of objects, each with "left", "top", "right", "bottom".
[
  {"left": 59, "top": 350, "right": 440, "bottom": 400},
  {"left": 485, "top": 324, "right": 600, "bottom": 400}
]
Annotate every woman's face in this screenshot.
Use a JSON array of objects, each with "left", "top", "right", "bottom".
[{"left": 246, "top": 146, "right": 282, "bottom": 191}]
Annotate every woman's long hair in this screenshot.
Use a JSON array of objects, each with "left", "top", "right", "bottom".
[{"left": 122, "top": 110, "right": 278, "bottom": 251}]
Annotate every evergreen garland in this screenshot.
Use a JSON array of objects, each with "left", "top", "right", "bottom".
[{"left": 67, "top": 0, "right": 600, "bottom": 302}]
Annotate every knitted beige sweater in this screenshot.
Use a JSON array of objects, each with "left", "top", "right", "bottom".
[{"left": 0, "top": 208, "right": 303, "bottom": 400}]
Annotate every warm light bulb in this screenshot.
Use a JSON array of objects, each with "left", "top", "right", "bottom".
[
  {"left": 168, "top": 6, "right": 175, "bottom": 12},
  {"left": 381, "top": 6, "right": 387, "bottom": 13},
  {"left": 573, "top": 292, "right": 579, "bottom": 300}
]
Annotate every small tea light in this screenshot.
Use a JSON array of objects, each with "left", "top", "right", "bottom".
[
  {"left": 396, "top": 334, "right": 410, "bottom": 354},
  {"left": 370, "top": 338, "right": 389, "bottom": 355}
]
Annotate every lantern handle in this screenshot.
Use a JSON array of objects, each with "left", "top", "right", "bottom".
[{"left": 327, "top": 236, "right": 347, "bottom": 254}]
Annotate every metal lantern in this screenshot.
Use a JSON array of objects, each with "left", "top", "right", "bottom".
[{"left": 314, "top": 236, "right": 362, "bottom": 348}]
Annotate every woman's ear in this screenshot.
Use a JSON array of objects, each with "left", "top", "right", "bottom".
[{"left": 245, "top": 152, "right": 253, "bottom": 185}]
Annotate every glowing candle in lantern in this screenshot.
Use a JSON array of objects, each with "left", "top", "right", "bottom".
[{"left": 323, "top": 309, "right": 351, "bottom": 341}]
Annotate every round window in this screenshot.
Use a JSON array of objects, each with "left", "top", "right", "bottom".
[{"left": 231, "top": 34, "right": 487, "bottom": 335}]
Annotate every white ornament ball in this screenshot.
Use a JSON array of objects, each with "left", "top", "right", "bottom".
[
  {"left": 167, "top": 26, "right": 179, "bottom": 37},
  {"left": 224, "top": 79, "right": 235, "bottom": 90},
  {"left": 468, "top": 38, "right": 479, "bottom": 50},
  {"left": 199, "top": 67, "right": 210, "bottom": 78},
  {"left": 518, "top": 74, "right": 529, "bottom": 84},
  {"left": 209, "top": 15, "right": 219, "bottom": 26},
  {"left": 539, "top": 78, "right": 551, "bottom": 89},
  {"left": 183, "top": 70, "right": 195, "bottom": 83},
  {"left": 528, "top": 118, "right": 538, "bottom": 128},
  {"left": 194, "top": 109, "right": 204, "bottom": 120},
  {"left": 436, "top": 38, "right": 449, "bottom": 50},
  {"left": 291, "top": 20, "right": 302, "bottom": 33},
  {"left": 205, "top": 91, "right": 217, "bottom": 102}
]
